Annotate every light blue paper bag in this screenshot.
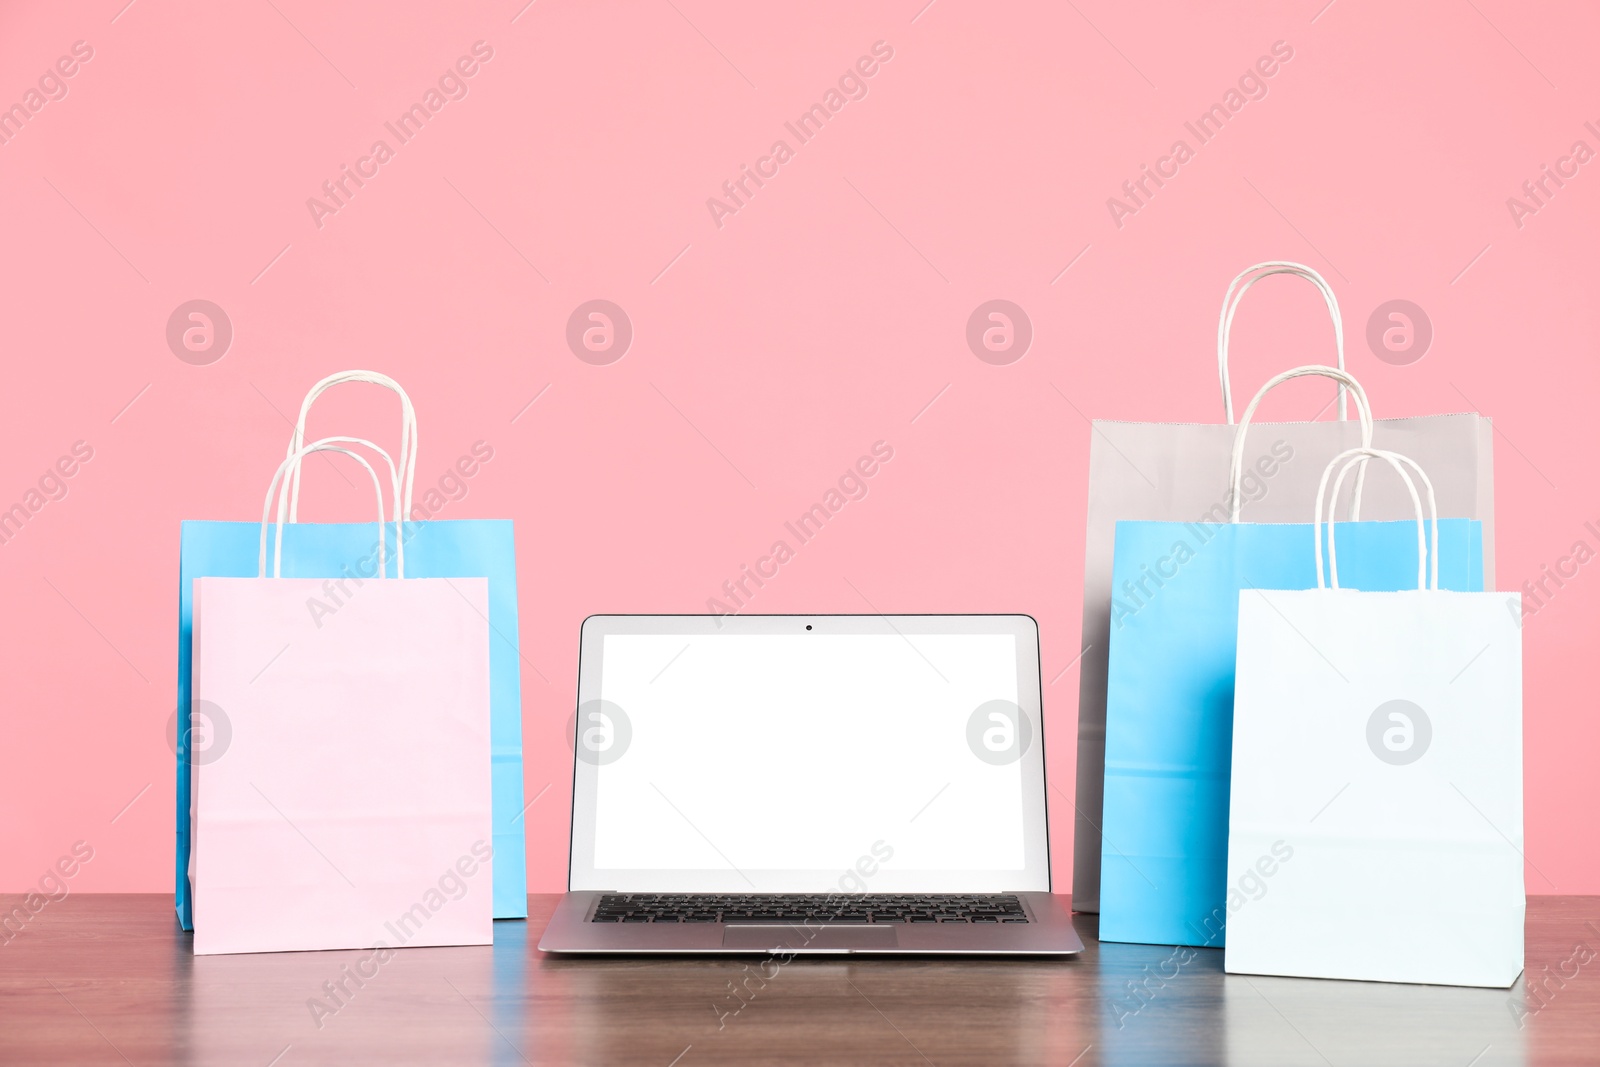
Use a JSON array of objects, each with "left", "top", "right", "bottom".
[
  {"left": 1097, "top": 514, "right": 1483, "bottom": 947},
  {"left": 175, "top": 373, "right": 527, "bottom": 927}
]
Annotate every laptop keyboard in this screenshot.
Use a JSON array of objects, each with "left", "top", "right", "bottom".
[{"left": 590, "top": 893, "right": 1029, "bottom": 924}]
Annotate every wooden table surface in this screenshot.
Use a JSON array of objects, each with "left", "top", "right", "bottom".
[{"left": 1, "top": 894, "right": 1596, "bottom": 1066}]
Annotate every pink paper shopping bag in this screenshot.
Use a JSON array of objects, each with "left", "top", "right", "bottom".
[{"left": 190, "top": 440, "right": 493, "bottom": 955}]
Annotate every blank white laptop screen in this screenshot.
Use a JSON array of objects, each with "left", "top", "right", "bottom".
[{"left": 568, "top": 617, "right": 1050, "bottom": 894}]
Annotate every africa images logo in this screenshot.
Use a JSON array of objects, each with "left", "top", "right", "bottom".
[
  {"left": 566, "top": 300, "right": 633, "bottom": 365},
  {"left": 1365, "top": 300, "right": 1431, "bottom": 366},
  {"left": 1366, "top": 699, "right": 1431, "bottom": 766},
  {"left": 166, "top": 300, "right": 233, "bottom": 365},
  {"left": 569, "top": 700, "right": 632, "bottom": 765},
  {"left": 965, "top": 700, "right": 1034, "bottom": 765},
  {"left": 966, "top": 301, "right": 1032, "bottom": 365}
]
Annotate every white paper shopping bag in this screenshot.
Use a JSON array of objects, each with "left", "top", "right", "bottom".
[
  {"left": 191, "top": 440, "right": 494, "bottom": 955},
  {"left": 1226, "top": 447, "right": 1523, "bottom": 987}
]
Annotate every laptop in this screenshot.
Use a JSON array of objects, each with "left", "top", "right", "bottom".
[{"left": 538, "top": 614, "right": 1083, "bottom": 955}]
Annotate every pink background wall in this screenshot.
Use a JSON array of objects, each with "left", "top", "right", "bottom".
[{"left": 1, "top": 0, "right": 1595, "bottom": 895}]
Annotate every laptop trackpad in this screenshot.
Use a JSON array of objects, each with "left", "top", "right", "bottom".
[{"left": 722, "top": 926, "right": 898, "bottom": 950}]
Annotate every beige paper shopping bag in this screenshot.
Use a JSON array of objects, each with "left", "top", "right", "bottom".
[{"left": 1072, "top": 262, "right": 1496, "bottom": 911}]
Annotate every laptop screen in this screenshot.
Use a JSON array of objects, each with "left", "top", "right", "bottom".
[{"left": 567, "top": 616, "right": 1049, "bottom": 893}]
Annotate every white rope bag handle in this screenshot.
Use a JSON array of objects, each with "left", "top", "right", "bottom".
[
  {"left": 259, "top": 438, "right": 402, "bottom": 579},
  {"left": 1219, "top": 261, "right": 1347, "bottom": 423},
  {"left": 1229, "top": 365, "right": 1374, "bottom": 524},
  {"left": 1315, "top": 447, "right": 1439, "bottom": 592},
  {"left": 274, "top": 435, "right": 401, "bottom": 578},
  {"left": 285, "top": 371, "right": 418, "bottom": 524}
]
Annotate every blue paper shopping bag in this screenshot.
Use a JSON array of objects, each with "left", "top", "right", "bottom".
[
  {"left": 1096, "top": 373, "right": 1485, "bottom": 947},
  {"left": 175, "top": 373, "right": 528, "bottom": 927}
]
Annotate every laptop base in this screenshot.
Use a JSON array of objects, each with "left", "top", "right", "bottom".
[{"left": 538, "top": 891, "right": 1084, "bottom": 955}]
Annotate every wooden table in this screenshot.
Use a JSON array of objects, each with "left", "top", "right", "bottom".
[{"left": 2, "top": 894, "right": 1595, "bottom": 1066}]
